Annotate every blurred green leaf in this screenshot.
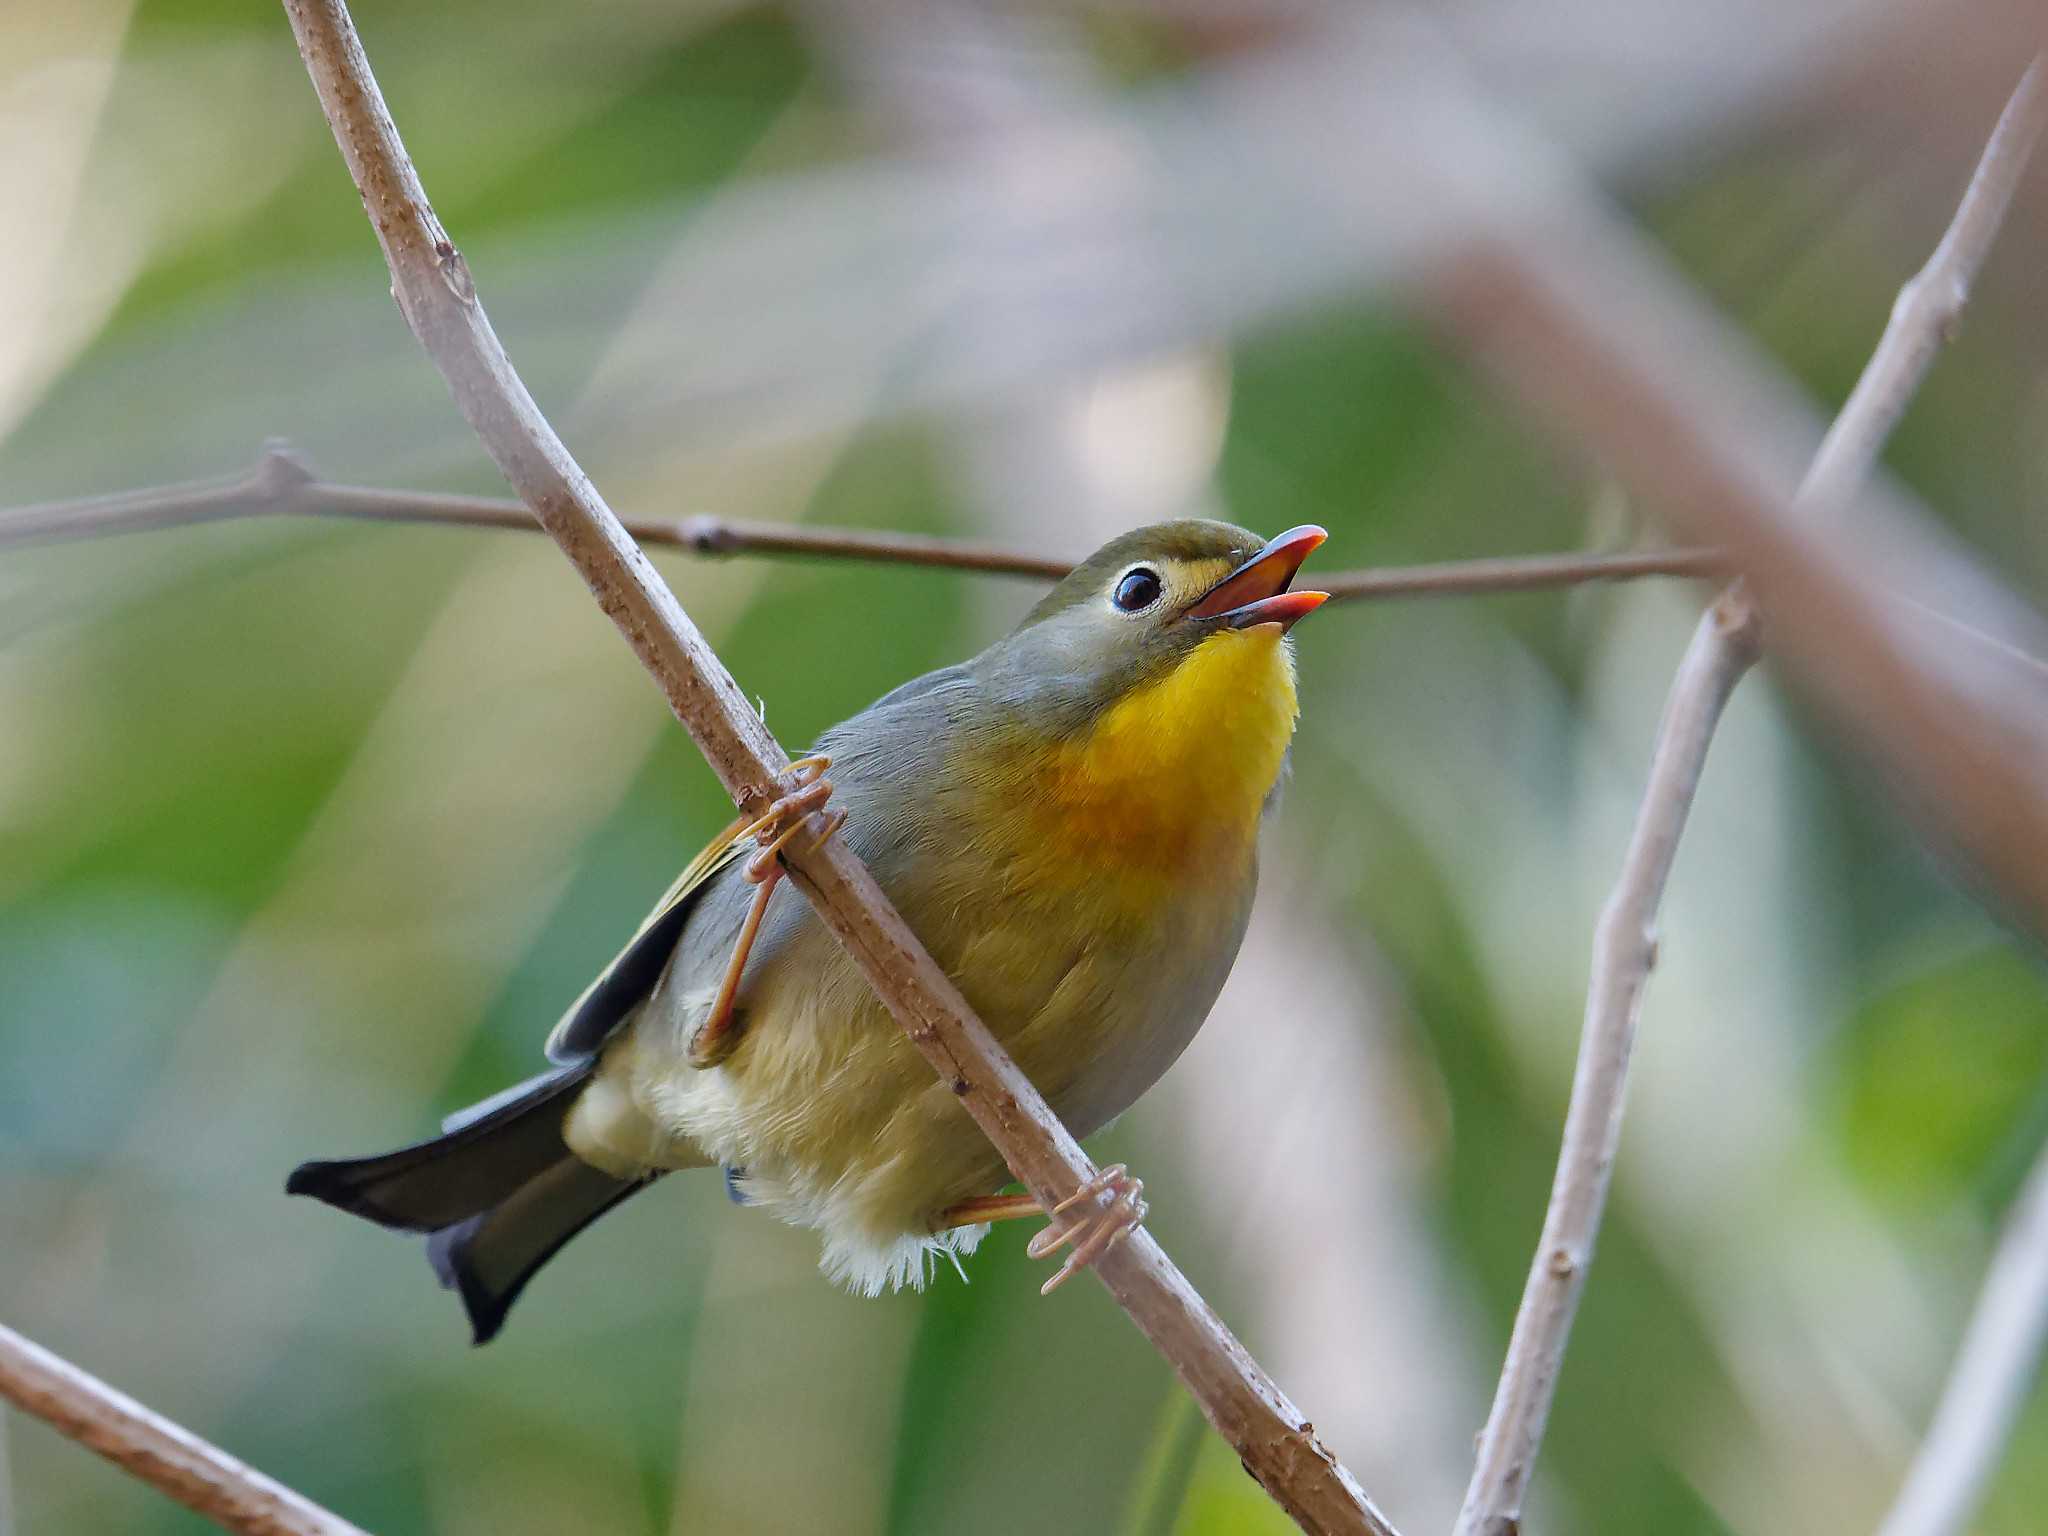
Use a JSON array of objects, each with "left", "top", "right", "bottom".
[{"left": 1832, "top": 945, "right": 2048, "bottom": 1211}]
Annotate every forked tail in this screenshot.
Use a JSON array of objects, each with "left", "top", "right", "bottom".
[{"left": 287, "top": 1063, "right": 652, "bottom": 1343}]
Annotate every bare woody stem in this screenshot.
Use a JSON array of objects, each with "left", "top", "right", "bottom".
[
  {"left": 270, "top": 3, "right": 1395, "bottom": 1533},
  {"left": 1451, "top": 597, "right": 1758, "bottom": 1536},
  {"left": 0, "top": 446, "right": 1072, "bottom": 578},
  {"left": 0, "top": 1324, "right": 367, "bottom": 1536},
  {"left": 685, "top": 524, "right": 1722, "bottom": 601},
  {"left": 0, "top": 440, "right": 1725, "bottom": 602},
  {"left": 1452, "top": 55, "right": 2048, "bottom": 1536}
]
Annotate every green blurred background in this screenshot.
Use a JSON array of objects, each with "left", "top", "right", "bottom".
[{"left": 5, "top": 3, "right": 2048, "bottom": 1533}]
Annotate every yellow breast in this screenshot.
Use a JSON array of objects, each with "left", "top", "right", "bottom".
[{"left": 1017, "top": 627, "right": 1299, "bottom": 891}]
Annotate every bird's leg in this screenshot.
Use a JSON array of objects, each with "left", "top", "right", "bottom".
[
  {"left": 936, "top": 1193, "right": 1043, "bottom": 1227},
  {"left": 687, "top": 757, "right": 844, "bottom": 1068},
  {"left": 935, "top": 1164, "right": 1148, "bottom": 1296}
]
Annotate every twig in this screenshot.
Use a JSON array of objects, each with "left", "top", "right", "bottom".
[
  {"left": 1322, "top": 547, "right": 1720, "bottom": 600},
  {"left": 0, "top": 1323, "right": 366, "bottom": 1536},
  {"left": 274, "top": 4, "right": 1394, "bottom": 1533},
  {"left": 0, "top": 450, "right": 584, "bottom": 551},
  {"left": 0, "top": 446, "right": 1074, "bottom": 577},
  {"left": 0, "top": 442, "right": 1724, "bottom": 600},
  {"left": 673, "top": 512, "right": 1070, "bottom": 579},
  {"left": 1451, "top": 55, "right": 2048, "bottom": 1536},
  {"left": 1872, "top": 1137, "right": 2048, "bottom": 1536},
  {"left": 1451, "top": 598, "right": 1759, "bottom": 1536},
  {"left": 18, "top": 457, "right": 2040, "bottom": 672},
  {"left": 679, "top": 522, "right": 1728, "bottom": 599}
]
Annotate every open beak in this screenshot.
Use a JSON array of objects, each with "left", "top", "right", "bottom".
[{"left": 1186, "top": 524, "right": 1330, "bottom": 632}]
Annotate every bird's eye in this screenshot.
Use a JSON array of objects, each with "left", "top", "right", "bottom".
[{"left": 1112, "top": 567, "right": 1163, "bottom": 612}]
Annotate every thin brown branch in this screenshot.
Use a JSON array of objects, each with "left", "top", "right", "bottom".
[
  {"left": 1450, "top": 54, "right": 2048, "bottom": 1536},
  {"left": 274, "top": 3, "right": 1393, "bottom": 1533},
  {"left": 0, "top": 446, "right": 1076, "bottom": 577},
  {"left": 0, "top": 451, "right": 590, "bottom": 549},
  {"left": 0, "top": 1323, "right": 366, "bottom": 1536},
  {"left": 1321, "top": 546, "right": 1721, "bottom": 599},
  {"left": 1873, "top": 1135, "right": 2048, "bottom": 1536},
  {"left": 27, "top": 454, "right": 2023, "bottom": 673},
  {"left": 672, "top": 513, "right": 1072, "bottom": 579},
  {"left": 677, "top": 521, "right": 1725, "bottom": 596},
  {"left": 0, "top": 442, "right": 1729, "bottom": 600},
  {"left": 17, "top": 456, "right": 2040, "bottom": 676}
]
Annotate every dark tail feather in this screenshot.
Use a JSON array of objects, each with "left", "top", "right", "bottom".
[
  {"left": 428, "top": 1158, "right": 653, "bottom": 1344},
  {"left": 288, "top": 1061, "right": 650, "bottom": 1342},
  {"left": 286, "top": 1063, "right": 597, "bottom": 1232}
]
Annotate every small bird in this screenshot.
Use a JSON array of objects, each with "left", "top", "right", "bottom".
[{"left": 288, "top": 520, "right": 1327, "bottom": 1342}]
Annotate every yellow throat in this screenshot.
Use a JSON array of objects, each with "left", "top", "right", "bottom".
[{"left": 1033, "top": 626, "right": 1299, "bottom": 883}]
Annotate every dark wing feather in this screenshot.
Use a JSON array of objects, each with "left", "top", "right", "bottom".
[
  {"left": 544, "top": 663, "right": 975, "bottom": 1065},
  {"left": 543, "top": 832, "right": 751, "bottom": 1064}
]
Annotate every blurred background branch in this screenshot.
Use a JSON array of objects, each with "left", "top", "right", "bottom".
[
  {"left": 1455, "top": 55, "right": 2048, "bottom": 1536},
  {"left": 1874, "top": 1135, "right": 2048, "bottom": 1536},
  {"left": 1426, "top": 109, "right": 2048, "bottom": 933}
]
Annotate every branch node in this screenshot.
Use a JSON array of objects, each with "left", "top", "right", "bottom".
[
  {"left": 1711, "top": 586, "right": 1764, "bottom": 662},
  {"left": 253, "top": 441, "right": 317, "bottom": 499},
  {"left": 678, "top": 515, "right": 734, "bottom": 555}
]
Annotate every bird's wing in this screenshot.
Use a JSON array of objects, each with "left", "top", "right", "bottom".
[
  {"left": 543, "top": 826, "right": 753, "bottom": 1064},
  {"left": 543, "top": 664, "right": 976, "bottom": 1065}
]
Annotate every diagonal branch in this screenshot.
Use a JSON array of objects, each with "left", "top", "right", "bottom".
[
  {"left": 1451, "top": 54, "right": 2048, "bottom": 1536},
  {"left": 1872, "top": 1132, "right": 2048, "bottom": 1536},
  {"left": 1452, "top": 593, "right": 1758, "bottom": 1536},
  {"left": 0, "top": 1323, "right": 367, "bottom": 1536},
  {"left": 268, "top": 3, "right": 1396, "bottom": 1533},
  {"left": 0, "top": 440, "right": 1723, "bottom": 600}
]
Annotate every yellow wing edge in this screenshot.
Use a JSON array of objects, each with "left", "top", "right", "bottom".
[{"left": 542, "top": 822, "right": 755, "bottom": 1063}]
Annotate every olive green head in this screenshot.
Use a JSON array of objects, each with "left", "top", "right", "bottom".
[{"left": 971, "top": 519, "right": 1328, "bottom": 736}]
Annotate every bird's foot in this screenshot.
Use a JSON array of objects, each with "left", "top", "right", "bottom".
[
  {"left": 1026, "top": 1164, "right": 1147, "bottom": 1295},
  {"left": 738, "top": 755, "right": 842, "bottom": 882},
  {"left": 688, "top": 757, "right": 843, "bottom": 1068}
]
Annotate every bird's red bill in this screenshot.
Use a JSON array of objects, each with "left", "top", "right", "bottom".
[{"left": 1187, "top": 524, "right": 1329, "bottom": 630}]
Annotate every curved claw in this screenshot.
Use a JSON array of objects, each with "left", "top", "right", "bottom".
[
  {"left": 743, "top": 779, "right": 835, "bottom": 881},
  {"left": 735, "top": 757, "right": 834, "bottom": 863},
  {"left": 1027, "top": 1164, "right": 1148, "bottom": 1295}
]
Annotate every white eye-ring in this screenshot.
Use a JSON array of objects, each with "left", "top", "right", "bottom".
[{"left": 1110, "top": 565, "right": 1164, "bottom": 613}]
